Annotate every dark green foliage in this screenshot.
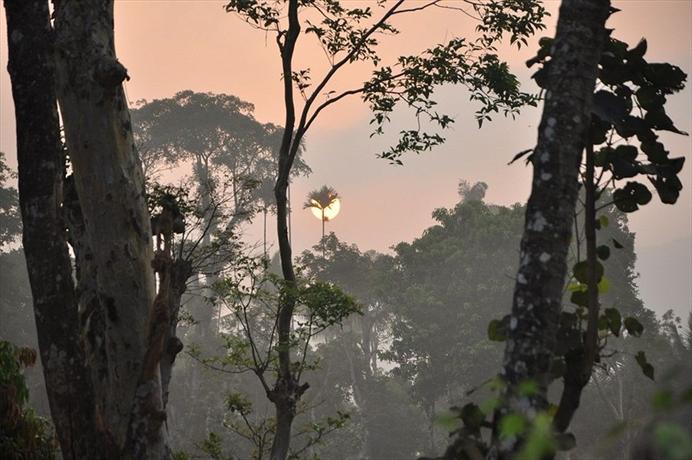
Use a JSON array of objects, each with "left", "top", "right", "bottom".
[
  {"left": 0, "top": 341, "right": 56, "bottom": 459},
  {"left": 530, "top": 34, "right": 688, "bottom": 214},
  {"left": 225, "top": 0, "right": 546, "bottom": 164}
]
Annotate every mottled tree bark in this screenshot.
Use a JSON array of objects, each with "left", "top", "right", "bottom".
[
  {"left": 492, "top": 0, "right": 610, "bottom": 455},
  {"left": 3, "top": 1, "right": 102, "bottom": 458},
  {"left": 52, "top": 0, "right": 166, "bottom": 457}
]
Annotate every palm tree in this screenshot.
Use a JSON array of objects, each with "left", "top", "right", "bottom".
[{"left": 304, "top": 185, "right": 340, "bottom": 252}]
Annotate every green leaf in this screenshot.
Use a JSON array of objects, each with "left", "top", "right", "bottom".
[
  {"left": 573, "top": 260, "right": 604, "bottom": 283},
  {"left": 614, "top": 182, "right": 652, "bottom": 213},
  {"left": 500, "top": 413, "right": 526, "bottom": 439},
  {"left": 598, "top": 215, "right": 609, "bottom": 229},
  {"left": 434, "top": 411, "right": 461, "bottom": 431},
  {"left": 643, "top": 63, "right": 687, "bottom": 94},
  {"left": 654, "top": 422, "right": 692, "bottom": 460},
  {"left": 635, "top": 351, "right": 655, "bottom": 380},
  {"left": 598, "top": 276, "right": 611, "bottom": 294},
  {"left": 627, "top": 38, "right": 647, "bottom": 60},
  {"left": 518, "top": 380, "right": 539, "bottom": 397},
  {"left": 459, "top": 402, "right": 485, "bottom": 432},
  {"left": 488, "top": 317, "right": 508, "bottom": 342},
  {"left": 570, "top": 290, "right": 589, "bottom": 307},
  {"left": 597, "top": 245, "right": 611, "bottom": 261},
  {"left": 567, "top": 282, "right": 587, "bottom": 292},
  {"left": 624, "top": 317, "right": 644, "bottom": 337},
  {"left": 592, "top": 90, "right": 629, "bottom": 124},
  {"left": 517, "top": 414, "right": 556, "bottom": 460},
  {"left": 652, "top": 389, "right": 673, "bottom": 411},
  {"left": 604, "top": 307, "right": 622, "bottom": 337}
]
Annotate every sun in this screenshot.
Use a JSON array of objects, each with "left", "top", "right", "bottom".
[{"left": 309, "top": 197, "right": 341, "bottom": 221}]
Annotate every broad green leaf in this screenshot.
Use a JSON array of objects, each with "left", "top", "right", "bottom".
[
  {"left": 597, "top": 245, "right": 611, "bottom": 261},
  {"left": 635, "top": 351, "right": 655, "bottom": 380},
  {"left": 604, "top": 307, "right": 622, "bottom": 336},
  {"left": 500, "top": 413, "right": 526, "bottom": 439},
  {"left": 624, "top": 317, "right": 644, "bottom": 337},
  {"left": 573, "top": 260, "right": 604, "bottom": 283}
]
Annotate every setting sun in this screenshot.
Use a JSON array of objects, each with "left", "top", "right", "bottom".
[{"left": 309, "top": 197, "right": 341, "bottom": 222}]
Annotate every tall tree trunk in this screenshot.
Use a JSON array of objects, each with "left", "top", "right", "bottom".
[
  {"left": 269, "top": 1, "right": 306, "bottom": 458},
  {"left": 491, "top": 0, "right": 610, "bottom": 455},
  {"left": 52, "top": 0, "right": 167, "bottom": 457},
  {"left": 4, "top": 1, "right": 102, "bottom": 457}
]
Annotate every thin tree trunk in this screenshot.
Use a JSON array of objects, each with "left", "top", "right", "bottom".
[
  {"left": 491, "top": 0, "right": 610, "bottom": 455},
  {"left": 553, "top": 141, "right": 600, "bottom": 432},
  {"left": 4, "top": 1, "right": 102, "bottom": 457},
  {"left": 269, "top": 1, "right": 305, "bottom": 458}
]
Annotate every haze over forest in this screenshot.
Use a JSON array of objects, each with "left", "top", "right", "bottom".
[{"left": 1, "top": 1, "right": 691, "bottom": 459}]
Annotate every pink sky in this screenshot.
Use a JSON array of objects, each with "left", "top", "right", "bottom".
[{"left": 1, "top": 1, "right": 690, "bottom": 316}]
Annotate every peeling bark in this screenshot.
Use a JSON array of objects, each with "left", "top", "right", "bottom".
[
  {"left": 52, "top": 0, "right": 166, "bottom": 456},
  {"left": 492, "top": 0, "right": 610, "bottom": 455}
]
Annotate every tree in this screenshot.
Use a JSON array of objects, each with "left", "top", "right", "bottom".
[
  {"left": 535, "top": 31, "right": 689, "bottom": 435},
  {"left": 5, "top": 0, "right": 176, "bottom": 457},
  {"left": 304, "top": 185, "right": 340, "bottom": 246},
  {"left": 131, "top": 91, "right": 310, "bottom": 342},
  {"left": 386, "top": 190, "right": 524, "bottom": 454},
  {"left": 223, "top": 1, "right": 546, "bottom": 457},
  {"left": 130, "top": 92, "right": 312, "bottom": 450},
  {"left": 484, "top": 1, "right": 612, "bottom": 457},
  {"left": 195, "top": 241, "right": 359, "bottom": 459},
  {"left": 299, "top": 235, "right": 405, "bottom": 458},
  {"left": 130, "top": 91, "right": 310, "bottom": 226}
]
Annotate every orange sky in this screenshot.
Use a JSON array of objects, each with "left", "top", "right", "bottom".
[{"left": 1, "top": 0, "right": 690, "bottom": 316}]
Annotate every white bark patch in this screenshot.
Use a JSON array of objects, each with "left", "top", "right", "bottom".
[
  {"left": 539, "top": 252, "right": 551, "bottom": 263},
  {"left": 540, "top": 172, "right": 552, "bottom": 181},
  {"left": 544, "top": 126, "right": 555, "bottom": 140},
  {"left": 528, "top": 212, "right": 548, "bottom": 231},
  {"left": 510, "top": 316, "right": 518, "bottom": 330},
  {"left": 540, "top": 152, "right": 550, "bottom": 163},
  {"left": 517, "top": 273, "right": 528, "bottom": 284}
]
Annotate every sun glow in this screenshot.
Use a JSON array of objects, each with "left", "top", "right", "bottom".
[{"left": 309, "top": 198, "right": 341, "bottom": 221}]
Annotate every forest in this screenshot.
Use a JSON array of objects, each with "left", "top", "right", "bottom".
[{"left": 0, "top": 0, "right": 690, "bottom": 459}]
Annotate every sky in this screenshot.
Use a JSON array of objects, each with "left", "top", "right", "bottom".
[{"left": 1, "top": 0, "right": 690, "bottom": 319}]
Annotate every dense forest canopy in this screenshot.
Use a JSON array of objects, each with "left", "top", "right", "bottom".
[{"left": 1, "top": 1, "right": 690, "bottom": 460}]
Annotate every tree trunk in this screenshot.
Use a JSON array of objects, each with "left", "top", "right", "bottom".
[
  {"left": 268, "top": 1, "right": 303, "bottom": 459},
  {"left": 4, "top": 1, "right": 102, "bottom": 457},
  {"left": 492, "top": 0, "right": 610, "bottom": 455},
  {"left": 52, "top": 0, "right": 167, "bottom": 457},
  {"left": 553, "top": 141, "right": 600, "bottom": 433}
]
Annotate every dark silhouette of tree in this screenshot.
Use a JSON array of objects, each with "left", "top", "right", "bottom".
[{"left": 304, "top": 185, "right": 340, "bottom": 246}]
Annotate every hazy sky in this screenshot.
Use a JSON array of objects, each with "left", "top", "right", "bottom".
[{"left": 1, "top": 1, "right": 690, "bottom": 318}]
